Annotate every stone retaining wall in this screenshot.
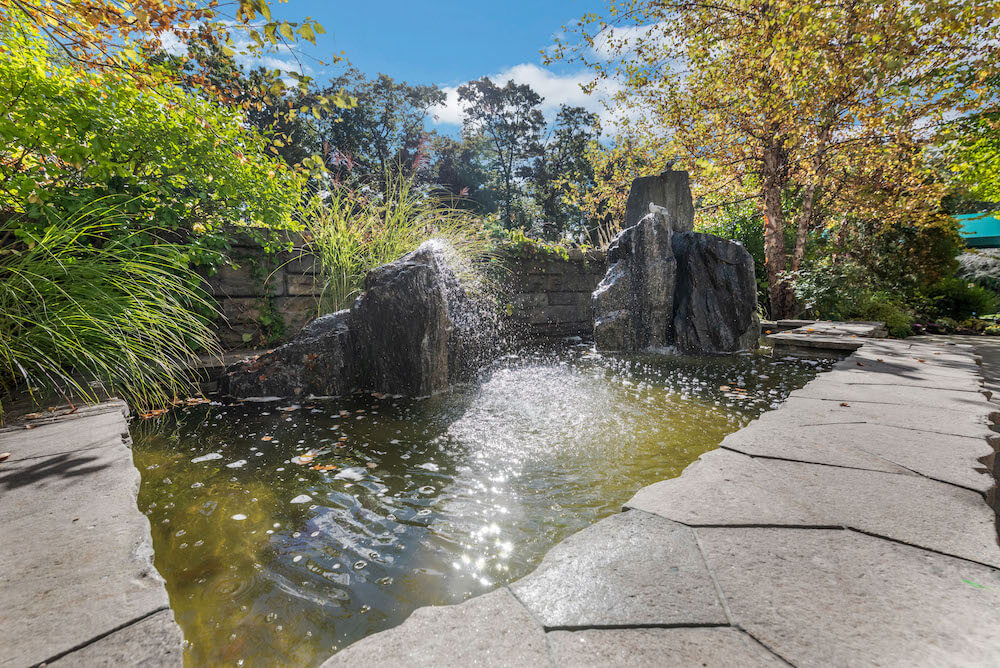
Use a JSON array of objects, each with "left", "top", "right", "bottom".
[
  {"left": 206, "top": 241, "right": 607, "bottom": 348},
  {"left": 498, "top": 249, "right": 606, "bottom": 339}
]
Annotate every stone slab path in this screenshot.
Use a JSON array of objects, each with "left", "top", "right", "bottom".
[
  {"left": 0, "top": 401, "right": 182, "bottom": 668},
  {"left": 323, "top": 335, "right": 1000, "bottom": 667}
]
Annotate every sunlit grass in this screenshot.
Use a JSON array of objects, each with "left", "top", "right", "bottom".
[
  {"left": 302, "top": 171, "right": 495, "bottom": 314},
  {"left": 0, "top": 204, "right": 221, "bottom": 417}
]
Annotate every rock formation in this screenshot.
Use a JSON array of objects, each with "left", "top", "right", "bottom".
[
  {"left": 593, "top": 171, "right": 760, "bottom": 354},
  {"left": 593, "top": 208, "right": 678, "bottom": 351},
  {"left": 624, "top": 172, "right": 695, "bottom": 232},
  {"left": 672, "top": 232, "right": 761, "bottom": 353},
  {"left": 221, "top": 242, "right": 490, "bottom": 398}
]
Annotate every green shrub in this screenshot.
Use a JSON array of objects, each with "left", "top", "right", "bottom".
[
  {"left": 791, "top": 262, "right": 915, "bottom": 337},
  {"left": 924, "top": 278, "right": 998, "bottom": 320},
  {"left": 0, "top": 27, "right": 302, "bottom": 272},
  {"left": 0, "top": 205, "right": 220, "bottom": 418}
]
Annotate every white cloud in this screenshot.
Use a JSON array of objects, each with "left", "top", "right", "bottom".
[
  {"left": 157, "top": 28, "right": 310, "bottom": 76},
  {"left": 589, "top": 22, "right": 667, "bottom": 61},
  {"left": 158, "top": 31, "right": 187, "bottom": 56},
  {"left": 431, "top": 63, "right": 622, "bottom": 131}
]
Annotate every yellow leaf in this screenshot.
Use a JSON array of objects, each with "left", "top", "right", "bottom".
[{"left": 279, "top": 22, "right": 294, "bottom": 42}]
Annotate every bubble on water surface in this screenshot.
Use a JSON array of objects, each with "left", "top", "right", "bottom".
[
  {"left": 290, "top": 495, "right": 312, "bottom": 504},
  {"left": 231, "top": 514, "right": 247, "bottom": 520},
  {"left": 191, "top": 452, "right": 222, "bottom": 463}
]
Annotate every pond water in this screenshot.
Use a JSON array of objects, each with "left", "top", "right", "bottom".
[{"left": 132, "top": 346, "right": 830, "bottom": 667}]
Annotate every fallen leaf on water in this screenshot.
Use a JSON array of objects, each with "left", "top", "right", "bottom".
[
  {"left": 840, "top": 402, "right": 850, "bottom": 407},
  {"left": 0, "top": 452, "right": 10, "bottom": 463},
  {"left": 366, "top": 462, "right": 377, "bottom": 469},
  {"left": 720, "top": 385, "right": 731, "bottom": 391},
  {"left": 339, "top": 410, "right": 350, "bottom": 417},
  {"left": 24, "top": 424, "right": 34, "bottom": 429},
  {"left": 140, "top": 409, "right": 168, "bottom": 419},
  {"left": 23, "top": 412, "right": 42, "bottom": 420},
  {"left": 857, "top": 362, "right": 864, "bottom": 366},
  {"left": 261, "top": 435, "right": 273, "bottom": 441}
]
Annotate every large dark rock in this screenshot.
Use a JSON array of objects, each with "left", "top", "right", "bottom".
[
  {"left": 221, "top": 242, "right": 490, "bottom": 398},
  {"left": 222, "top": 310, "right": 353, "bottom": 398},
  {"left": 672, "top": 232, "right": 760, "bottom": 354},
  {"left": 593, "top": 172, "right": 759, "bottom": 354},
  {"left": 350, "top": 242, "right": 486, "bottom": 396},
  {"left": 593, "top": 211, "right": 678, "bottom": 351}
]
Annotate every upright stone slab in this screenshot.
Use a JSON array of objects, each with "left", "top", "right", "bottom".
[
  {"left": 593, "top": 211, "right": 678, "bottom": 351},
  {"left": 624, "top": 171, "right": 695, "bottom": 232}
]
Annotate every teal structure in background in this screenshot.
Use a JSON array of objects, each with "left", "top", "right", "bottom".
[{"left": 957, "top": 212, "right": 1000, "bottom": 248}]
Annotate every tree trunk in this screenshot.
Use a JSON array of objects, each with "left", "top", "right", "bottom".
[
  {"left": 791, "top": 183, "right": 816, "bottom": 273},
  {"left": 762, "top": 143, "right": 793, "bottom": 318},
  {"left": 792, "top": 127, "right": 830, "bottom": 273}
]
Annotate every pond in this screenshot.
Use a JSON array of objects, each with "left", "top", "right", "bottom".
[{"left": 131, "top": 345, "right": 830, "bottom": 666}]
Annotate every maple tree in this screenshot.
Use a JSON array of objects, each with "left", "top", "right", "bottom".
[{"left": 554, "top": 0, "right": 1000, "bottom": 317}]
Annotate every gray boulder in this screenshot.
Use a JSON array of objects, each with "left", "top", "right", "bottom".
[
  {"left": 222, "top": 310, "right": 353, "bottom": 398},
  {"left": 624, "top": 172, "right": 695, "bottom": 232},
  {"left": 593, "top": 210, "right": 678, "bottom": 351},
  {"left": 958, "top": 249, "right": 1000, "bottom": 288},
  {"left": 221, "top": 242, "right": 489, "bottom": 398},
  {"left": 672, "top": 232, "right": 760, "bottom": 354},
  {"left": 593, "top": 172, "right": 759, "bottom": 354},
  {"left": 350, "top": 242, "right": 487, "bottom": 396}
]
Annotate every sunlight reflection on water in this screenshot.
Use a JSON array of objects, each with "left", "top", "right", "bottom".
[{"left": 132, "top": 346, "right": 829, "bottom": 666}]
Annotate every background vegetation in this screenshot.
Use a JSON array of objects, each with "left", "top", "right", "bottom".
[{"left": 3, "top": 0, "right": 1000, "bottom": 415}]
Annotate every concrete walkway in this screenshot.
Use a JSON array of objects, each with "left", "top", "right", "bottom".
[
  {"left": 0, "top": 401, "right": 182, "bottom": 667},
  {"left": 323, "top": 335, "right": 1000, "bottom": 667}
]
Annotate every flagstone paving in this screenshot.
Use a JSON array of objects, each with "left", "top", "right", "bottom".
[
  {"left": 324, "top": 333, "right": 1000, "bottom": 667},
  {"left": 0, "top": 401, "right": 182, "bottom": 668}
]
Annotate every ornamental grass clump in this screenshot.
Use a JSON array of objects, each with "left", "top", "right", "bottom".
[
  {"left": 304, "top": 172, "right": 494, "bottom": 314},
  {"left": 0, "top": 206, "right": 220, "bottom": 418}
]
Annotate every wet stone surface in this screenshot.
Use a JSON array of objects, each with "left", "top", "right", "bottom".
[
  {"left": 510, "top": 510, "right": 727, "bottom": 628},
  {"left": 131, "top": 347, "right": 828, "bottom": 665}
]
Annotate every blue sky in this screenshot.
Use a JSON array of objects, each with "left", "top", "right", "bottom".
[{"left": 258, "top": 0, "right": 612, "bottom": 129}]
